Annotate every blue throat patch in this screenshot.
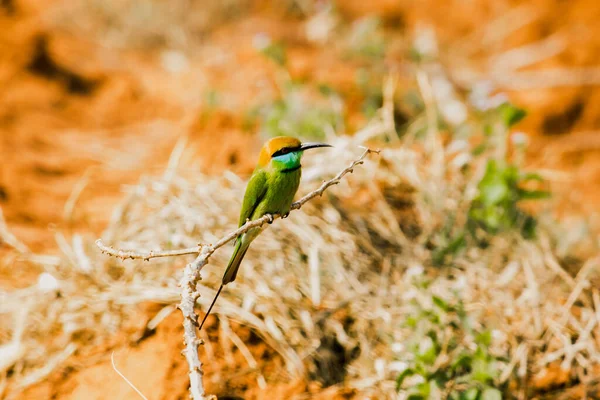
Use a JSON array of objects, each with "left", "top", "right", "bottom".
[{"left": 272, "top": 151, "right": 302, "bottom": 171}]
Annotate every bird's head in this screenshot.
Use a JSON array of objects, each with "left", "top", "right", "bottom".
[{"left": 258, "top": 136, "right": 332, "bottom": 171}]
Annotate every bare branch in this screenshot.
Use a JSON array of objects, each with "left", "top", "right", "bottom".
[
  {"left": 95, "top": 240, "right": 201, "bottom": 260},
  {"left": 291, "top": 147, "right": 378, "bottom": 210},
  {"left": 95, "top": 147, "right": 378, "bottom": 400},
  {"left": 179, "top": 249, "right": 210, "bottom": 400},
  {"left": 111, "top": 352, "right": 149, "bottom": 400},
  {"left": 0, "top": 206, "right": 30, "bottom": 254}
]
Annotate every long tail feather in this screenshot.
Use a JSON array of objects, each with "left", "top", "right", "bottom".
[
  {"left": 222, "top": 238, "right": 250, "bottom": 285},
  {"left": 199, "top": 284, "right": 223, "bottom": 331},
  {"left": 201, "top": 235, "right": 253, "bottom": 330}
]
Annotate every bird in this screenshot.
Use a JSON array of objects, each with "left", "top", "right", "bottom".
[{"left": 198, "top": 136, "right": 332, "bottom": 330}]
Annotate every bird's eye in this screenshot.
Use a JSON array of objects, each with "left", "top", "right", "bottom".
[{"left": 273, "top": 147, "right": 291, "bottom": 157}]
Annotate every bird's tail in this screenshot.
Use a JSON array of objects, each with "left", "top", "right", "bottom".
[
  {"left": 222, "top": 237, "right": 250, "bottom": 285},
  {"left": 199, "top": 237, "right": 250, "bottom": 331},
  {"left": 199, "top": 284, "right": 223, "bottom": 331}
]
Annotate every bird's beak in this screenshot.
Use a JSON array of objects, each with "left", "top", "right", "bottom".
[{"left": 299, "top": 142, "right": 333, "bottom": 151}]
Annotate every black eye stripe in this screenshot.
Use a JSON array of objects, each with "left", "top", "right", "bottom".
[{"left": 272, "top": 146, "right": 299, "bottom": 157}]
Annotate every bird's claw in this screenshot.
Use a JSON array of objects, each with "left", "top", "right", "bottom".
[
  {"left": 281, "top": 212, "right": 290, "bottom": 219},
  {"left": 266, "top": 214, "right": 274, "bottom": 224}
]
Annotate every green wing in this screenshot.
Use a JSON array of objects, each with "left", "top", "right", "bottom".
[
  {"left": 238, "top": 169, "right": 268, "bottom": 227},
  {"left": 222, "top": 169, "right": 268, "bottom": 285}
]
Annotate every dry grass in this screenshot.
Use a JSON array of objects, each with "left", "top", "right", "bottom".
[{"left": 1, "top": 72, "right": 600, "bottom": 400}]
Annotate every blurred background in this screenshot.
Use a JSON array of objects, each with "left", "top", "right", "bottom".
[{"left": 1, "top": 0, "right": 600, "bottom": 399}]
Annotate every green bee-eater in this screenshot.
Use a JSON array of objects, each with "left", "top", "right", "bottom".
[{"left": 199, "top": 136, "right": 332, "bottom": 330}]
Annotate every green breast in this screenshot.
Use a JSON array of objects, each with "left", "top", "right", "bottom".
[{"left": 252, "top": 168, "right": 301, "bottom": 218}]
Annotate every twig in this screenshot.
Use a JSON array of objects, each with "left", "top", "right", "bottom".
[
  {"left": 17, "top": 343, "right": 77, "bottom": 389},
  {"left": 225, "top": 325, "right": 267, "bottom": 389},
  {"left": 164, "top": 135, "right": 188, "bottom": 183},
  {"left": 97, "top": 147, "right": 378, "bottom": 400},
  {"left": 0, "top": 207, "right": 29, "bottom": 254},
  {"left": 290, "top": 148, "right": 378, "bottom": 210},
  {"left": 95, "top": 240, "right": 201, "bottom": 260},
  {"left": 452, "top": 4, "right": 537, "bottom": 56},
  {"left": 492, "top": 66, "right": 600, "bottom": 90},
  {"left": 72, "top": 234, "right": 93, "bottom": 274},
  {"left": 111, "top": 352, "right": 149, "bottom": 400},
  {"left": 488, "top": 32, "right": 565, "bottom": 73},
  {"left": 63, "top": 168, "right": 92, "bottom": 222}
]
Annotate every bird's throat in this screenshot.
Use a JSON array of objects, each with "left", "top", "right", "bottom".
[{"left": 272, "top": 151, "right": 302, "bottom": 172}]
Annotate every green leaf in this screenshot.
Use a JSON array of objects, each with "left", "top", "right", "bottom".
[
  {"left": 459, "top": 387, "right": 480, "bottom": 400},
  {"left": 405, "top": 316, "right": 418, "bottom": 328},
  {"left": 481, "top": 388, "right": 502, "bottom": 400},
  {"left": 476, "top": 331, "right": 492, "bottom": 347},
  {"left": 317, "top": 83, "right": 335, "bottom": 96},
  {"left": 471, "top": 356, "right": 497, "bottom": 383},
  {"left": 518, "top": 189, "right": 551, "bottom": 200},
  {"left": 407, "top": 381, "right": 431, "bottom": 399},
  {"left": 521, "top": 215, "right": 537, "bottom": 239},
  {"left": 502, "top": 165, "right": 520, "bottom": 185},
  {"left": 478, "top": 161, "right": 509, "bottom": 206},
  {"left": 498, "top": 102, "right": 527, "bottom": 127},
  {"left": 472, "top": 143, "right": 487, "bottom": 156},
  {"left": 451, "top": 352, "right": 473, "bottom": 370},
  {"left": 483, "top": 124, "right": 493, "bottom": 136},
  {"left": 521, "top": 172, "right": 545, "bottom": 182},
  {"left": 396, "top": 368, "right": 415, "bottom": 390},
  {"left": 450, "top": 232, "right": 466, "bottom": 251},
  {"left": 483, "top": 209, "right": 501, "bottom": 230},
  {"left": 432, "top": 296, "right": 450, "bottom": 311},
  {"left": 417, "top": 339, "right": 438, "bottom": 365},
  {"left": 481, "top": 178, "right": 509, "bottom": 205}
]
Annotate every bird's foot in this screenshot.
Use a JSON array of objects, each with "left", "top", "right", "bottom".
[
  {"left": 266, "top": 214, "right": 274, "bottom": 224},
  {"left": 281, "top": 212, "right": 290, "bottom": 219}
]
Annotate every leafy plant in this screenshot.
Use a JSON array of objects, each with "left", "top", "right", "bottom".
[
  {"left": 431, "top": 228, "right": 466, "bottom": 267},
  {"left": 467, "top": 101, "right": 548, "bottom": 239},
  {"left": 468, "top": 160, "right": 549, "bottom": 239},
  {"left": 431, "top": 101, "right": 548, "bottom": 264},
  {"left": 473, "top": 101, "right": 527, "bottom": 158},
  {"left": 396, "top": 285, "right": 506, "bottom": 399},
  {"left": 497, "top": 102, "right": 527, "bottom": 128}
]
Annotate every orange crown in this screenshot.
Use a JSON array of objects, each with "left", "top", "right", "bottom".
[{"left": 257, "top": 136, "right": 301, "bottom": 167}]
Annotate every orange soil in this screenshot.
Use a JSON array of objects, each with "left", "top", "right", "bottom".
[{"left": 1, "top": 0, "right": 600, "bottom": 399}]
